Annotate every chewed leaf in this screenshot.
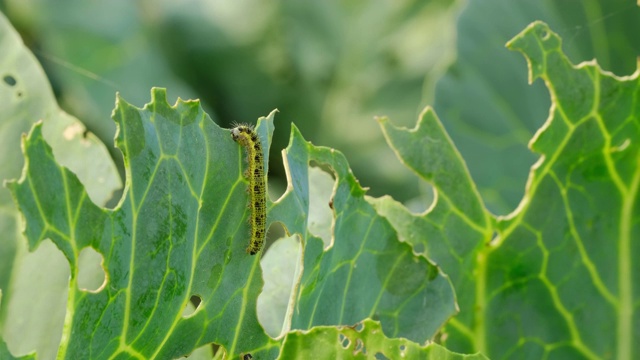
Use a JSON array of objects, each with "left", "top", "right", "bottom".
[
  {"left": 374, "top": 107, "right": 493, "bottom": 351},
  {"left": 8, "top": 86, "right": 458, "bottom": 359},
  {"left": 270, "top": 125, "right": 458, "bottom": 342},
  {"left": 0, "top": 12, "right": 121, "bottom": 359},
  {"left": 377, "top": 21, "right": 640, "bottom": 359},
  {"left": 8, "top": 89, "right": 279, "bottom": 359},
  {"left": 491, "top": 21, "right": 640, "bottom": 359},
  {"left": 279, "top": 319, "right": 488, "bottom": 359}
]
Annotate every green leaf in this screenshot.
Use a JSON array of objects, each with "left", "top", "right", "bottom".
[
  {"left": 8, "top": 87, "right": 457, "bottom": 358},
  {"left": 377, "top": 21, "right": 640, "bottom": 358},
  {"left": 8, "top": 89, "right": 280, "bottom": 359},
  {"left": 434, "top": 0, "right": 640, "bottom": 213},
  {"left": 0, "top": 11, "right": 120, "bottom": 359},
  {"left": 279, "top": 319, "right": 488, "bottom": 360},
  {"left": 271, "top": 124, "right": 457, "bottom": 342},
  {"left": 495, "top": 20, "right": 638, "bottom": 359},
  {"left": 1, "top": 1, "right": 200, "bottom": 149},
  {"left": 374, "top": 108, "right": 493, "bottom": 352}
]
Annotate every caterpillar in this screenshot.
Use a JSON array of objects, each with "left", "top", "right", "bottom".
[{"left": 231, "top": 124, "right": 266, "bottom": 255}]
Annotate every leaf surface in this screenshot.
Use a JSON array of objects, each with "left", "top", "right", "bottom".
[
  {"left": 8, "top": 90, "right": 279, "bottom": 359},
  {"left": 374, "top": 108, "right": 493, "bottom": 352},
  {"left": 377, "top": 21, "right": 640, "bottom": 358},
  {"left": 279, "top": 319, "right": 488, "bottom": 360},
  {"left": 9, "top": 87, "right": 458, "bottom": 358},
  {"left": 271, "top": 124, "right": 457, "bottom": 342}
]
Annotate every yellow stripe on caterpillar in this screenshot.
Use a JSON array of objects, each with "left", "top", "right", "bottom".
[{"left": 231, "top": 124, "right": 266, "bottom": 255}]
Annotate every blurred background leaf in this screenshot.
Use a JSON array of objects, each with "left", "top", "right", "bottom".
[
  {"left": 0, "top": 0, "right": 458, "bottom": 204},
  {"left": 434, "top": 0, "right": 640, "bottom": 214},
  {"left": 0, "top": 11, "right": 120, "bottom": 360},
  {"left": 0, "top": 0, "right": 638, "bottom": 212}
]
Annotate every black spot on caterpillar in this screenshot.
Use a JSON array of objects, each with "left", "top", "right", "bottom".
[{"left": 231, "top": 124, "right": 266, "bottom": 255}]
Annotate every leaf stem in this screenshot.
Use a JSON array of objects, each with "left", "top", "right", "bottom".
[
  {"left": 617, "top": 157, "right": 639, "bottom": 360},
  {"left": 474, "top": 249, "right": 487, "bottom": 355}
]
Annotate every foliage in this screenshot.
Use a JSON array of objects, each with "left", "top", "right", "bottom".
[
  {"left": 0, "top": 0, "right": 458, "bottom": 203},
  {"left": 434, "top": 0, "right": 640, "bottom": 214},
  {"left": 1, "top": 3, "right": 639, "bottom": 360},
  {"left": 6, "top": 89, "right": 457, "bottom": 358},
  {"left": 280, "top": 319, "right": 487, "bottom": 359},
  {"left": 378, "top": 21, "right": 640, "bottom": 358},
  {"left": 0, "top": 11, "right": 120, "bottom": 360}
]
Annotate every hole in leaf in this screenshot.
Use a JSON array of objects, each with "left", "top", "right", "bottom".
[
  {"left": 354, "top": 339, "right": 365, "bottom": 354},
  {"left": 541, "top": 29, "right": 551, "bottom": 40},
  {"left": 436, "top": 331, "right": 449, "bottom": 343},
  {"left": 265, "top": 221, "right": 285, "bottom": 252},
  {"left": 77, "top": 247, "right": 106, "bottom": 292},
  {"left": 3, "top": 75, "right": 16, "bottom": 86},
  {"left": 268, "top": 175, "right": 286, "bottom": 204},
  {"left": 403, "top": 179, "right": 435, "bottom": 215},
  {"left": 339, "top": 333, "right": 351, "bottom": 349},
  {"left": 308, "top": 163, "right": 336, "bottom": 248},
  {"left": 210, "top": 345, "right": 224, "bottom": 358},
  {"left": 181, "top": 342, "right": 217, "bottom": 358},
  {"left": 104, "top": 187, "right": 125, "bottom": 210},
  {"left": 375, "top": 352, "right": 391, "bottom": 360},
  {"left": 242, "top": 354, "right": 253, "bottom": 360},
  {"left": 257, "top": 231, "right": 302, "bottom": 338},
  {"left": 489, "top": 231, "right": 500, "bottom": 246},
  {"left": 309, "top": 161, "right": 336, "bottom": 180},
  {"left": 354, "top": 322, "right": 364, "bottom": 332},
  {"left": 399, "top": 345, "right": 406, "bottom": 351},
  {"left": 182, "top": 295, "right": 203, "bottom": 317}
]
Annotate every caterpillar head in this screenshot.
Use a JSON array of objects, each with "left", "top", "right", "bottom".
[
  {"left": 231, "top": 125, "right": 259, "bottom": 147},
  {"left": 231, "top": 127, "right": 243, "bottom": 141}
]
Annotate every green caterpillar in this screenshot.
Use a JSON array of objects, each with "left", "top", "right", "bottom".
[{"left": 231, "top": 124, "right": 266, "bottom": 255}]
